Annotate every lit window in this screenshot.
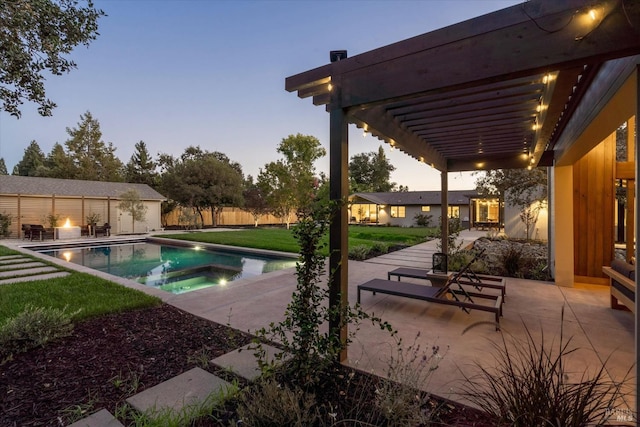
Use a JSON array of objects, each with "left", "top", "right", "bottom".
[
  {"left": 391, "top": 206, "right": 406, "bottom": 218},
  {"left": 421, "top": 206, "right": 431, "bottom": 212},
  {"left": 448, "top": 206, "right": 460, "bottom": 218}
]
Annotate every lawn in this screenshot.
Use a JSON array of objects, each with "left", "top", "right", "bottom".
[
  {"left": 157, "top": 225, "right": 438, "bottom": 256},
  {"left": 0, "top": 247, "right": 161, "bottom": 323}
]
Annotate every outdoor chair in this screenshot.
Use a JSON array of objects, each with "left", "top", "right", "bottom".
[
  {"left": 94, "top": 223, "right": 111, "bottom": 237},
  {"left": 28, "top": 224, "right": 54, "bottom": 241},
  {"left": 387, "top": 248, "right": 506, "bottom": 299},
  {"left": 358, "top": 248, "right": 504, "bottom": 330}
]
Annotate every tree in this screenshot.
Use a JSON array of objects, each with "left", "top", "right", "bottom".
[
  {"left": 43, "top": 143, "right": 76, "bottom": 178},
  {"left": 258, "top": 134, "right": 326, "bottom": 227},
  {"left": 12, "top": 140, "right": 46, "bottom": 176},
  {"left": 124, "top": 141, "right": 158, "bottom": 187},
  {"left": 65, "top": 111, "right": 124, "bottom": 181},
  {"left": 159, "top": 147, "right": 244, "bottom": 226},
  {"left": 0, "top": 158, "right": 7, "bottom": 175},
  {"left": 0, "top": 0, "right": 105, "bottom": 118},
  {"left": 243, "top": 176, "right": 269, "bottom": 227},
  {"left": 349, "top": 145, "right": 396, "bottom": 193},
  {"left": 118, "top": 189, "right": 147, "bottom": 233},
  {"left": 475, "top": 168, "right": 548, "bottom": 240}
]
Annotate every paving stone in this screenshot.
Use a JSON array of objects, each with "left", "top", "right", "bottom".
[
  {"left": 211, "top": 343, "right": 287, "bottom": 382},
  {"left": 126, "top": 367, "right": 231, "bottom": 416},
  {"left": 0, "top": 257, "right": 32, "bottom": 265},
  {"left": 66, "top": 409, "right": 124, "bottom": 427},
  {"left": 0, "top": 255, "right": 26, "bottom": 260},
  {"left": 0, "top": 271, "right": 70, "bottom": 285},
  {"left": 0, "top": 261, "right": 46, "bottom": 271},
  {"left": 0, "top": 266, "right": 58, "bottom": 278}
]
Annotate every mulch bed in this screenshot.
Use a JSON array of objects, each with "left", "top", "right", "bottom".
[{"left": 0, "top": 304, "right": 491, "bottom": 426}]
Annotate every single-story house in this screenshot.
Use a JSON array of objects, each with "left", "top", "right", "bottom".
[
  {"left": 0, "top": 175, "right": 165, "bottom": 237},
  {"left": 349, "top": 190, "right": 496, "bottom": 229}
]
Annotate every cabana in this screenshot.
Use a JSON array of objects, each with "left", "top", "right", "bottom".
[{"left": 285, "top": 0, "right": 640, "bottom": 408}]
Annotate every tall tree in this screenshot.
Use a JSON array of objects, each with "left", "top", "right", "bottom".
[
  {"left": 258, "top": 134, "right": 326, "bottom": 227},
  {"left": 124, "top": 141, "right": 157, "bottom": 187},
  {"left": 43, "top": 143, "right": 76, "bottom": 178},
  {"left": 12, "top": 140, "right": 45, "bottom": 176},
  {"left": 349, "top": 145, "right": 396, "bottom": 193},
  {"left": 0, "top": 158, "right": 7, "bottom": 175},
  {"left": 65, "top": 111, "right": 124, "bottom": 181},
  {"left": 0, "top": 0, "right": 105, "bottom": 117},
  {"left": 118, "top": 189, "right": 147, "bottom": 233}
]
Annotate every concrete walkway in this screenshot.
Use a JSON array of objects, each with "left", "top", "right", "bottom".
[{"left": 3, "top": 229, "right": 636, "bottom": 425}]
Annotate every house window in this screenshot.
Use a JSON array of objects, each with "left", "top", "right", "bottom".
[
  {"left": 390, "top": 206, "right": 406, "bottom": 218},
  {"left": 352, "top": 203, "right": 378, "bottom": 223},
  {"left": 448, "top": 206, "right": 460, "bottom": 218},
  {"left": 421, "top": 206, "right": 431, "bottom": 212}
]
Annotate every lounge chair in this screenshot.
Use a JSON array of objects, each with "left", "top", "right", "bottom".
[
  {"left": 387, "top": 248, "right": 506, "bottom": 299},
  {"left": 28, "top": 224, "right": 54, "bottom": 241},
  {"left": 94, "top": 223, "right": 111, "bottom": 237},
  {"left": 358, "top": 249, "right": 504, "bottom": 330}
]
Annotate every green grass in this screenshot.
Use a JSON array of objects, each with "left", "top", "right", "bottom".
[
  {"left": 158, "top": 225, "right": 437, "bottom": 256},
  {"left": 0, "top": 250, "right": 161, "bottom": 323},
  {"left": 0, "top": 246, "right": 21, "bottom": 257}
]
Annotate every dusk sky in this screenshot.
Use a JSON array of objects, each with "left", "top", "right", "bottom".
[{"left": 0, "top": 0, "right": 521, "bottom": 191}]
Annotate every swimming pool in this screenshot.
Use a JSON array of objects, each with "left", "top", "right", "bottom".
[{"left": 36, "top": 240, "right": 297, "bottom": 294}]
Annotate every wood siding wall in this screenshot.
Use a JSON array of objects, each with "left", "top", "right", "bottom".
[
  {"left": 573, "top": 134, "right": 615, "bottom": 279},
  {"left": 163, "top": 207, "right": 294, "bottom": 228}
]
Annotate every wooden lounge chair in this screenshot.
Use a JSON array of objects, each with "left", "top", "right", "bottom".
[
  {"left": 94, "top": 223, "right": 111, "bottom": 237},
  {"left": 387, "top": 248, "right": 506, "bottom": 299},
  {"left": 28, "top": 224, "right": 54, "bottom": 241}
]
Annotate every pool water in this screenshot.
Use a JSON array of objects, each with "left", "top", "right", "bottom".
[{"left": 38, "top": 241, "right": 297, "bottom": 294}]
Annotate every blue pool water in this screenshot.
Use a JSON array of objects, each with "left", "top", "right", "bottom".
[{"left": 37, "top": 241, "right": 297, "bottom": 294}]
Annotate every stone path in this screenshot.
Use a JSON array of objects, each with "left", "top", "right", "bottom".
[{"left": 0, "top": 255, "right": 69, "bottom": 285}]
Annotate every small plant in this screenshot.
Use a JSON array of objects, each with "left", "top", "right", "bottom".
[
  {"left": 0, "top": 212, "right": 12, "bottom": 238},
  {"left": 436, "top": 216, "right": 464, "bottom": 260},
  {"left": 413, "top": 212, "right": 432, "bottom": 227},
  {"left": 85, "top": 212, "right": 101, "bottom": 225},
  {"left": 0, "top": 305, "right": 79, "bottom": 362},
  {"left": 43, "top": 213, "right": 62, "bottom": 228},
  {"left": 348, "top": 244, "right": 371, "bottom": 260},
  {"left": 500, "top": 245, "right": 523, "bottom": 277},
  {"left": 235, "top": 379, "right": 318, "bottom": 426},
  {"left": 460, "top": 307, "right": 632, "bottom": 426},
  {"left": 187, "top": 347, "right": 212, "bottom": 369},
  {"left": 253, "top": 201, "right": 395, "bottom": 387}
]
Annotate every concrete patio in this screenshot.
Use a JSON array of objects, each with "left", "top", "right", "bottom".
[{"left": 4, "top": 229, "right": 636, "bottom": 423}]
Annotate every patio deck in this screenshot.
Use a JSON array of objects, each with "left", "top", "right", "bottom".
[{"left": 5, "top": 229, "right": 636, "bottom": 421}]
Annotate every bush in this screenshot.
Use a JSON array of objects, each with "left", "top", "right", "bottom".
[
  {"left": 348, "top": 244, "right": 371, "bottom": 260},
  {"left": 460, "top": 308, "right": 631, "bottom": 426},
  {"left": 0, "top": 305, "right": 78, "bottom": 362},
  {"left": 0, "top": 212, "right": 11, "bottom": 238},
  {"left": 500, "top": 245, "right": 523, "bottom": 277},
  {"left": 413, "top": 212, "right": 432, "bottom": 227}
]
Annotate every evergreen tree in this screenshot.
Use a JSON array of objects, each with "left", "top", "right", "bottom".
[
  {"left": 349, "top": 145, "right": 396, "bottom": 193},
  {"left": 43, "top": 143, "right": 76, "bottom": 178},
  {"left": 65, "top": 111, "right": 124, "bottom": 181},
  {"left": 13, "top": 140, "right": 46, "bottom": 176},
  {"left": 124, "top": 141, "right": 157, "bottom": 187},
  {"left": 0, "top": 158, "right": 7, "bottom": 175}
]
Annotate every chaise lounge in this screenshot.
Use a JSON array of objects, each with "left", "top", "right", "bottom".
[
  {"left": 358, "top": 254, "right": 504, "bottom": 330},
  {"left": 602, "top": 259, "right": 635, "bottom": 313}
]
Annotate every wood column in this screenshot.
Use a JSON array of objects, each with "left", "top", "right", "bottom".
[
  {"left": 441, "top": 171, "right": 448, "bottom": 255},
  {"left": 628, "top": 115, "right": 636, "bottom": 262},
  {"left": 633, "top": 65, "right": 639, "bottom": 421},
  {"left": 329, "top": 79, "right": 349, "bottom": 362}
]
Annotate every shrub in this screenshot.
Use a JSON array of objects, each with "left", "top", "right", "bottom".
[
  {"left": 413, "top": 212, "right": 432, "bottom": 227},
  {"left": 500, "top": 245, "right": 523, "bottom": 277},
  {"left": 235, "top": 379, "right": 317, "bottom": 426},
  {"left": 348, "top": 244, "right": 371, "bottom": 260},
  {"left": 0, "top": 212, "right": 11, "bottom": 238},
  {"left": 460, "top": 308, "right": 631, "bottom": 426},
  {"left": 0, "top": 305, "right": 79, "bottom": 362}
]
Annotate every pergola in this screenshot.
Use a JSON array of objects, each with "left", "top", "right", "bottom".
[{"left": 285, "top": 0, "right": 640, "bottom": 404}]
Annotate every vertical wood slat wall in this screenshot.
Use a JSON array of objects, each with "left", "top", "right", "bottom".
[{"left": 573, "top": 133, "right": 615, "bottom": 280}]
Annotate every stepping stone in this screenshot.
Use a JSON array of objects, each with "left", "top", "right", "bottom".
[
  {"left": 0, "top": 255, "right": 26, "bottom": 260},
  {"left": 0, "top": 261, "right": 46, "bottom": 271},
  {"left": 211, "top": 343, "right": 287, "bottom": 382},
  {"left": 0, "top": 266, "right": 58, "bottom": 278},
  {"left": 126, "top": 367, "right": 231, "bottom": 416},
  {"left": 0, "top": 257, "right": 32, "bottom": 265},
  {"left": 0, "top": 271, "right": 70, "bottom": 285},
  {"left": 67, "top": 408, "right": 124, "bottom": 427}
]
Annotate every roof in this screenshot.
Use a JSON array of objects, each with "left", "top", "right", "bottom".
[
  {"left": 351, "top": 190, "right": 481, "bottom": 206},
  {"left": 0, "top": 176, "right": 165, "bottom": 200},
  {"left": 286, "top": 0, "right": 640, "bottom": 172}
]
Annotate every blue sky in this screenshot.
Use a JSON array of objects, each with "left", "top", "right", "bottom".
[{"left": 0, "top": 0, "right": 521, "bottom": 190}]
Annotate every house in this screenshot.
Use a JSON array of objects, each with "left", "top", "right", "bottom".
[
  {"left": 286, "top": 0, "right": 640, "bottom": 361},
  {"left": 0, "top": 175, "right": 165, "bottom": 237},
  {"left": 349, "top": 190, "right": 496, "bottom": 229}
]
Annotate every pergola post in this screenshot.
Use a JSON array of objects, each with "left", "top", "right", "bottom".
[
  {"left": 634, "top": 64, "right": 639, "bottom": 423},
  {"left": 441, "top": 170, "right": 449, "bottom": 255},
  {"left": 329, "top": 79, "right": 349, "bottom": 363}
]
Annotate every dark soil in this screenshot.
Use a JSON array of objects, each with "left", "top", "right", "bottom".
[{"left": 0, "top": 304, "right": 491, "bottom": 426}]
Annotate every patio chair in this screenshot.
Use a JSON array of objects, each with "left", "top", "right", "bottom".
[
  {"left": 94, "top": 223, "right": 111, "bottom": 237},
  {"left": 387, "top": 248, "right": 506, "bottom": 299},
  {"left": 28, "top": 224, "right": 54, "bottom": 241}
]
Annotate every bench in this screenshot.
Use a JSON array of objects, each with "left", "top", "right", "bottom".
[{"left": 602, "top": 259, "right": 635, "bottom": 313}]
